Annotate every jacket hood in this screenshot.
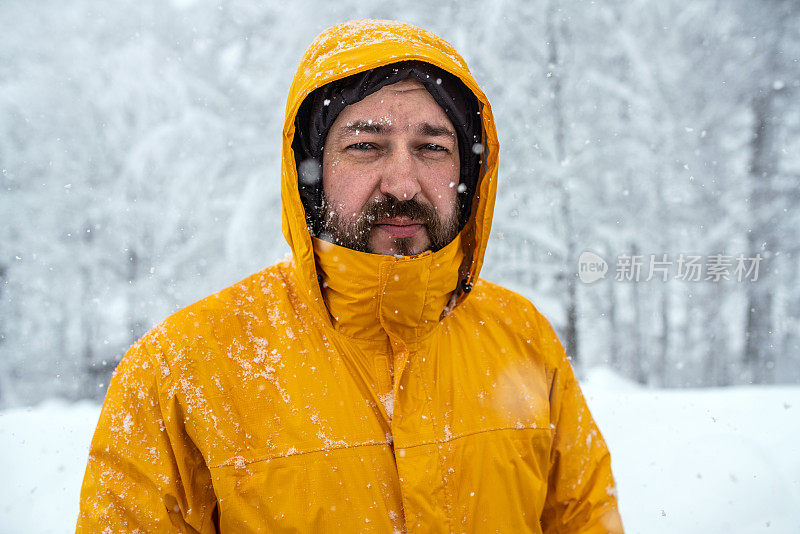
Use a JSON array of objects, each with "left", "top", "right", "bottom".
[{"left": 280, "top": 20, "right": 500, "bottom": 329}]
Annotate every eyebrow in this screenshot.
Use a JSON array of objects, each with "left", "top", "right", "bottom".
[
  {"left": 340, "top": 121, "right": 388, "bottom": 136},
  {"left": 335, "top": 121, "right": 456, "bottom": 139},
  {"left": 418, "top": 122, "right": 456, "bottom": 139}
]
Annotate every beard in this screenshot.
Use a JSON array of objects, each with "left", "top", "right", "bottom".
[{"left": 319, "top": 194, "right": 460, "bottom": 256}]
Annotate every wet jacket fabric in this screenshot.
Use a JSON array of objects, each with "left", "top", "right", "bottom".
[{"left": 77, "top": 20, "right": 623, "bottom": 534}]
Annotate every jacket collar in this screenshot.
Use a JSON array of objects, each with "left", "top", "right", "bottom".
[{"left": 313, "top": 235, "right": 462, "bottom": 347}]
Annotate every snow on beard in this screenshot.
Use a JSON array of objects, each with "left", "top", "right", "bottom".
[{"left": 319, "top": 193, "right": 460, "bottom": 256}]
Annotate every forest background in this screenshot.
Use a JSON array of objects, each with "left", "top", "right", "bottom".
[{"left": 1, "top": 0, "right": 799, "bottom": 407}]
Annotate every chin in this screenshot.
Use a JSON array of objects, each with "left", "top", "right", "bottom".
[{"left": 369, "top": 235, "right": 431, "bottom": 256}]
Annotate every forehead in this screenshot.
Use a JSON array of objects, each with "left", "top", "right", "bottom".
[{"left": 335, "top": 78, "right": 450, "bottom": 126}]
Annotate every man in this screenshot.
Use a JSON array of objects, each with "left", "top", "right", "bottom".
[{"left": 78, "top": 20, "right": 623, "bottom": 533}]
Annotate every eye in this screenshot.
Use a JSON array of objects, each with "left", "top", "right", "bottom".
[
  {"left": 421, "top": 143, "right": 448, "bottom": 152},
  {"left": 347, "top": 142, "right": 376, "bottom": 151}
]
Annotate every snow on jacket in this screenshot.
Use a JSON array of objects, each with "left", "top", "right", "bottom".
[{"left": 77, "top": 20, "right": 623, "bottom": 533}]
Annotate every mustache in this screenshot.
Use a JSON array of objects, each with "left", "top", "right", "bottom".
[
  {"left": 319, "top": 193, "right": 460, "bottom": 254},
  {"left": 361, "top": 197, "right": 439, "bottom": 227}
]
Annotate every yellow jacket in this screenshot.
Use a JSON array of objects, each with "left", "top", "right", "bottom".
[{"left": 78, "top": 20, "right": 623, "bottom": 533}]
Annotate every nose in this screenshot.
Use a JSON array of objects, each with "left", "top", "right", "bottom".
[{"left": 379, "top": 150, "right": 421, "bottom": 201}]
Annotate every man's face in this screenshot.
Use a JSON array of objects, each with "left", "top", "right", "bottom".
[{"left": 320, "top": 79, "right": 461, "bottom": 256}]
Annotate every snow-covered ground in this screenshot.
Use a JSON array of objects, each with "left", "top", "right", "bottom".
[
  {"left": 583, "top": 369, "right": 800, "bottom": 533},
  {"left": 0, "top": 399, "right": 100, "bottom": 533},
  {"left": 1, "top": 370, "right": 798, "bottom": 533}
]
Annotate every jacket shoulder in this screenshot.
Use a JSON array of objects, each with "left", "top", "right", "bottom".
[
  {"left": 459, "top": 278, "right": 568, "bottom": 368},
  {"left": 138, "top": 260, "right": 297, "bottom": 356},
  {"left": 466, "top": 278, "right": 547, "bottom": 328}
]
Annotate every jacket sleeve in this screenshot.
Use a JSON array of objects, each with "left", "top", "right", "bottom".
[
  {"left": 538, "top": 317, "right": 624, "bottom": 534},
  {"left": 76, "top": 338, "right": 218, "bottom": 533}
]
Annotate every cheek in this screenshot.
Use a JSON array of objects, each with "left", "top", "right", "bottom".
[
  {"left": 323, "top": 165, "right": 378, "bottom": 210},
  {"left": 426, "top": 164, "right": 460, "bottom": 208}
]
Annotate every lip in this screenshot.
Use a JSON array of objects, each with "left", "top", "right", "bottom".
[{"left": 375, "top": 218, "right": 423, "bottom": 238}]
